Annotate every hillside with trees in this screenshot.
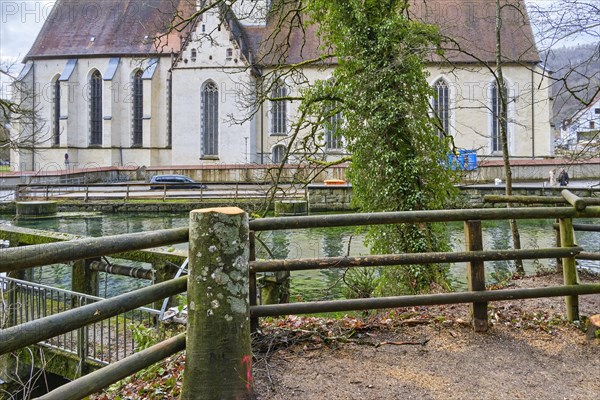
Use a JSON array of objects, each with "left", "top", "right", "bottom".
[{"left": 542, "top": 43, "right": 600, "bottom": 126}]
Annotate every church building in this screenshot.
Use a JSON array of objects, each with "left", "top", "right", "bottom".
[{"left": 11, "top": 0, "right": 553, "bottom": 171}]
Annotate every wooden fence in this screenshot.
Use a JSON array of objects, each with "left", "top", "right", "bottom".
[{"left": 0, "top": 191, "right": 599, "bottom": 399}]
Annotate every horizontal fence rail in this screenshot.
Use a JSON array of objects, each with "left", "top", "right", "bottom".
[
  {"left": 0, "top": 276, "right": 159, "bottom": 365},
  {"left": 250, "top": 247, "right": 583, "bottom": 273},
  {"left": 88, "top": 260, "right": 155, "bottom": 280},
  {"left": 568, "top": 224, "right": 600, "bottom": 232},
  {"left": 0, "top": 225, "right": 188, "bottom": 267},
  {"left": 250, "top": 284, "right": 600, "bottom": 317},
  {"left": 0, "top": 277, "right": 187, "bottom": 355},
  {"left": 248, "top": 207, "right": 600, "bottom": 231},
  {"left": 579, "top": 252, "right": 600, "bottom": 261},
  {"left": 484, "top": 195, "right": 600, "bottom": 206},
  {"left": 36, "top": 333, "right": 186, "bottom": 400},
  {"left": 0, "top": 227, "right": 189, "bottom": 273}
]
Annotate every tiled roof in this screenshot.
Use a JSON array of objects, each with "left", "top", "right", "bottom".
[
  {"left": 26, "top": 0, "right": 539, "bottom": 65},
  {"left": 25, "top": 0, "right": 195, "bottom": 60},
  {"left": 249, "top": 0, "right": 540, "bottom": 67},
  {"left": 412, "top": 0, "right": 540, "bottom": 63}
]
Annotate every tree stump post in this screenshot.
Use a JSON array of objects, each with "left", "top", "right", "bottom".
[
  {"left": 464, "top": 220, "right": 488, "bottom": 332},
  {"left": 181, "top": 207, "right": 253, "bottom": 400},
  {"left": 559, "top": 217, "right": 579, "bottom": 322}
]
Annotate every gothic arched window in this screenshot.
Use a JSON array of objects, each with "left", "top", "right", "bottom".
[
  {"left": 325, "top": 107, "right": 343, "bottom": 150},
  {"left": 491, "top": 81, "right": 508, "bottom": 153},
  {"left": 132, "top": 70, "right": 144, "bottom": 147},
  {"left": 52, "top": 78, "right": 60, "bottom": 146},
  {"left": 202, "top": 81, "right": 219, "bottom": 156},
  {"left": 270, "top": 81, "right": 287, "bottom": 135},
  {"left": 90, "top": 70, "right": 103, "bottom": 146},
  {"left": 271, "top": 144, "right": 286, "bottom": 163},
  {"left": 433, "top": 78, "right": 449, "bottom": 137}
]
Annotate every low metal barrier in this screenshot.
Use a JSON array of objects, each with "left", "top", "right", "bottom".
[
  {"left": 0, "top": 276, "right": 159, "bottom": 365},
  {"left": 14, "top": 182, "right": 306, "bottom": 202}
]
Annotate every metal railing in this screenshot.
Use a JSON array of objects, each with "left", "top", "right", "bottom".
[
  {"left": 0, "top": 276, "right": 159, "bottom": 365},
  {"left": 14, "top": 182, "right": 306, "bottom": 202}
]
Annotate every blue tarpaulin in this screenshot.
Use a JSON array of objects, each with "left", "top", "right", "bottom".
[{"left": 448, "top": 150, "right": 477, "bottom": 171}]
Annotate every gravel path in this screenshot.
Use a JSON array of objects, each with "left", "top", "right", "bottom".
[{"left": 254, "top": 273, "right": 600, "bottom": 400}]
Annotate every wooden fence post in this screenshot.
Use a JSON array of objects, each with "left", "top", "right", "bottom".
[
  {"left": 71, "top": 258, "right": 99, "bottom": 297},
  {"left": 71, "top": 259, "right": 98, "bottom": 374},
  {"left": 181, "top": 207, "right": 253, "bottom": 400},
  {"left": 76, "top": 296, "right": 90, "bottom": 377},
  {"left": 152, "top": 261, "right": 179, "bottom": 310},
  {"left": 559, "top": 217, "right": 579, "bottom": 321},
  {"left": 555, "top": 218, "right": 562, "bottom": 273},
  {"left": 464, "top": 220, "right": 488, "bottom": 332},
  {"left": 249, "top": 231, "right": 259, "bottom": 333}
]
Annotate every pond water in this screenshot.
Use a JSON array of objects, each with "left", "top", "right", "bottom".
[{"left": 1, "top": 212, "right": 598, "bottom": 301}]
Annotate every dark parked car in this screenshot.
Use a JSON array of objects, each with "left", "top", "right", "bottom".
[{"left": 149, "top": 175, "right": 207, "bottom": 190}]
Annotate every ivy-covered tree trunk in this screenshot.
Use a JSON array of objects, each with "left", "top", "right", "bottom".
[{"left": 304, "top": 0, "right": 459, "bottom": 294}]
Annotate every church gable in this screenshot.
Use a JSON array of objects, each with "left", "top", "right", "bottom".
[{"left": 177, "top": 5, "right": 257, "bottom": 68}]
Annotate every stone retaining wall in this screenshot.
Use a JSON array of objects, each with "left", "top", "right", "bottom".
[
  {"left": 460, "top": 186, "right": 600, "bottom": 207},
  {"left": 307, "top": 184, "right": 353, "bottom": 212},
  {"left": 463, "top": 158, "right": 600, "bottom": 182}
]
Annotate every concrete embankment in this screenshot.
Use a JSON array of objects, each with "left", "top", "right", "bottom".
[{"left": 1, "top": 181, "right": 598, "bottom": 215}]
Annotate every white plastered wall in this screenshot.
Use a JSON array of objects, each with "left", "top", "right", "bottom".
[
  {"left": 17, "top": 57, "right": 172, "bottom": 171},
  {"left": 427, "top": 63, "right": 553, "bottom": 158}
]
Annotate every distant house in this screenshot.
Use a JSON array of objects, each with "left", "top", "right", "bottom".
[
  {"left": 560, "top": 94, "right": 600, "bottom": 150},
  {"left": 11, "top": 0, "right": 553, "bottom": 171}
]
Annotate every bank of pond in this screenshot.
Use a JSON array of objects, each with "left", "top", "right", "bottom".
[{"left": 1, "top": 212, "right": 598, "bottom": 302}]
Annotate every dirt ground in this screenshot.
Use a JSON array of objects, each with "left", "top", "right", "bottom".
[
  {"left": 90, "top": 272, "right": 599, "bottom": 400},
  {"left": 252, "top": 273, "right": 600, "bottom": 400}
]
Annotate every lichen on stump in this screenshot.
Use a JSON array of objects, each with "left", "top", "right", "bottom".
[{"left": 181, "top": 207, "right": 253, "bottom": 400}]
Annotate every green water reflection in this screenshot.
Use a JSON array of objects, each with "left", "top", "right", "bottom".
[{"left": 1, "top": 213, "right": 598, "bottom": 301}]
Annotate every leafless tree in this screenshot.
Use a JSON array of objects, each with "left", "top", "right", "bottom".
[{"left": 0, "top": 60, "right": 50, "bottom": 162}]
